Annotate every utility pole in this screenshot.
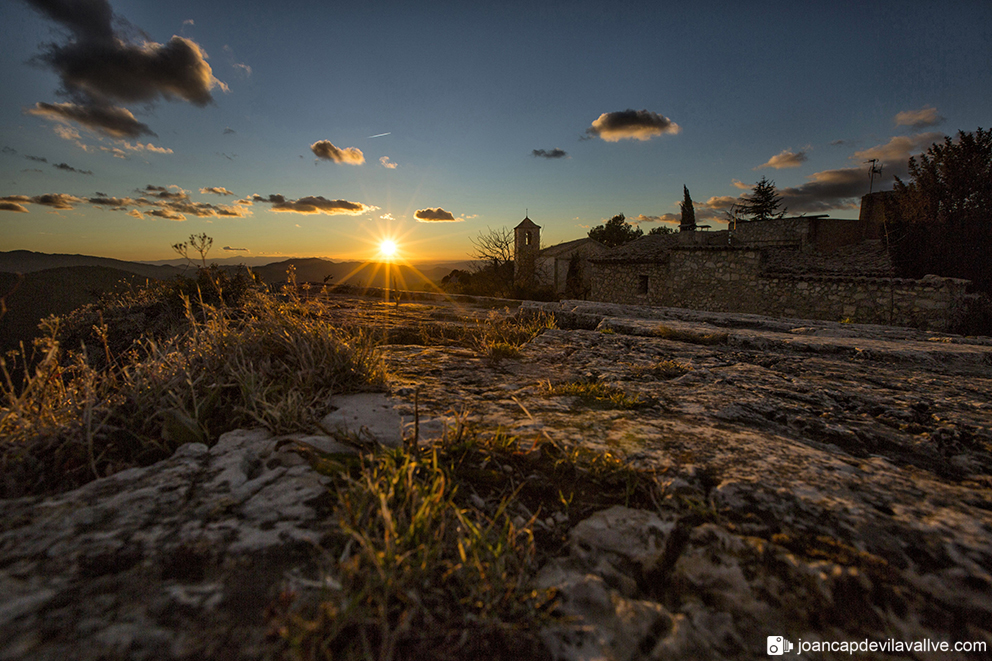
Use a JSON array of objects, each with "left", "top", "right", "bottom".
[{"left": 866, "top": 158, "right": 882, "bottom": 194}]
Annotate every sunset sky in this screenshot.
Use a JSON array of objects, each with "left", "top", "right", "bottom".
[{"left": 1, "top": 0, "right": 990, "bottom": 263}]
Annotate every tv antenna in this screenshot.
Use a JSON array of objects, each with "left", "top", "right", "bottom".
[{"left": 865, "top": 158, "right": 882, "bottom": 194}]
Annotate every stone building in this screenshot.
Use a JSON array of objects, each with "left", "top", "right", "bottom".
[
  {"left": 587, "top": 198, "right": 971, "bottom": 331},
  {"left": 513, "top": 215, "right": 609, "bottom": 297}
]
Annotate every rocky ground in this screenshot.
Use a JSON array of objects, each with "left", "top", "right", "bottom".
[{"left": 2, "top": 293, "right": 991, "bottom": 659}]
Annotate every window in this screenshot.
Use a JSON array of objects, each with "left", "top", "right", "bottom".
[
  {"left": 638, "top": 274, "right": 649, "bottom": 294},
  {"left": 525, "top": 231, "right": 532, "bottom": 246}
]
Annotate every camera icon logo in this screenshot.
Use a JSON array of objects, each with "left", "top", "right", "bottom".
[{"left": 767, "top": 636, "right": 794, "bottom": 655}]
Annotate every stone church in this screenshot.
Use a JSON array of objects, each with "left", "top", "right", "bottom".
[{"left": 513, "top": 215, "right": 610, "bottom": 298}]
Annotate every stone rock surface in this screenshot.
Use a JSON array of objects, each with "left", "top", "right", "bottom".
[
  {"left": 0, "top": 429, "right": 341, "bottom": 660},
  {"left": 2, "top": 294, "right": 991, "bottom": 659}
]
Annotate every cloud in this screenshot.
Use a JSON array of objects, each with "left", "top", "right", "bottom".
[
  {"left": 731, "top": 179, "right": 750, "bottom": 190},
  {"left": 757, "top": 149, "right": 808, "bottom": 170},
  {"left": 379, "top": 156, "right": 398, "bottom": 169},
  {"left": 633, "top": 213, "right": 679, "bottom": 225},
  {"left": 310, "top": 140, "right": 365, "bottom": 165},
  {"left": 2, "top": 146, "right": 18, "bottom": 155},
  {"left": 53, "top": 162, "right": 93, "bottom": 175},
  {"left": 223, "top": 127, "right": 236, "bottom": 135},
  {"left": 895, "top": 106, "right": 944, "bottom": 129},
  {"left": 414, "top": 207, "right": 460, "bottom": 222},
  {"left": 777, "top": 168, "right": 866, "bottom": 213},
  {"left": 380, "top": 213, "right": 394, "bottom": 221},
  {"left": 89, "top": 195, "right": 135, "bottom": 208},
  {"left": 233, "top": 63, "right": 252, "bottom": 77},
  {"left": 223, "top": 246, "right": 249, "bottom": 252},
  {"left": 533, "top": 148, "right": 568, "bottom": 159},
  {"left": 200, "top": 186, "right": 235, "bottom": 196},
  {"left": 25, "top": 154, "right": 48, "bottom": 163},
  {"left": 25, "top": 0, "right": 226, "bottom": 106},
  {"left": 0, "top": 193, "right": 84, "bottom": 210},
  {"left": 27, "top": 101, "right": 155, "bottom": 138},
  {"left": 0, "top": 202, "right": 29, "bottom": 212},
  {"left": 118, "top": 141, "right": 173, "bottom": 154},
  {"left": 830, "top": 139, "right": 849, "bottom": 146},
  {"left": 853, "top": 132, "right": 943, "bottom": 166},
  {"left": 586, "top": 109, "right": 680, "bottom": 142},
  {"left": 269, "top": 195, "right": 372, "bottom": 215},
  {"left": 128, "top": 209, "right": 144, "bottom": 219},
  {"left": 147, "top": 208, "right": 186, "bottom": 221}
]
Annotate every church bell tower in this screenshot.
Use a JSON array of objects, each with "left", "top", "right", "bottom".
[{"left": 513, "top": 214, "right": 541, "bottom": 285}]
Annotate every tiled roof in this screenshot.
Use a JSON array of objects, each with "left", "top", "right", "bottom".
[
  {"left": 539, "top": 237, "right": 608, "bottom": 258},
  {"left": 590, "top": 233, "right": 680, "bottom": 262}
]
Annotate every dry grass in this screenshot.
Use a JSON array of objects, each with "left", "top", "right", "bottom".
[{"left": 0, "top": 286, "right": 384, "bottom": 498}]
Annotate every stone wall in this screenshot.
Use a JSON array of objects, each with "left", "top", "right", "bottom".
[{"left": 590, "top": 247, "right": 972, "bottom": 331}]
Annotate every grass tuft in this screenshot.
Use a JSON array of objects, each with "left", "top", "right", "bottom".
[{"left": 540, "top": 379, "right": 646, "bottom": 410}]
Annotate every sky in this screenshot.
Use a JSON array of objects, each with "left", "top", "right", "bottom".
[{"left": 1, "top": 0, "right": 990, "bottom": 263}]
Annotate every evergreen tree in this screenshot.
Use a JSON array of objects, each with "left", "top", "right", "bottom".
[
  {"left": 679, "top": 185, "right": 696, "bottom": 231},
  {"left": 891, "top": 128, "right": 992, "bottom": 293},
  {"left": 738, "top": 176, "right": 786, "bottom": 221},
  {"left": 588, "top": 213, "right": 643, "bottom": 247},
  {"left": 649, "top": 225, "right": 676, "bottom": 235}
]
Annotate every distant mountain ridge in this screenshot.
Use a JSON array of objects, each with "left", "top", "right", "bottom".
[{"left": 0, "top": 251, "right": 184, "bottom": 280}]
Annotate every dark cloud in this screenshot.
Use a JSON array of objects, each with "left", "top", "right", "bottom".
[
  {"left": 0, "top": 193, "right": 84, "bottom": 210},
  {"left": 199, "top": 186, "right": 234, "bottom": 196},
  {"left": 88, "top": 195, "right": 134, "bottom": 207},
  {"left": 25, "top": 154, "right": 48, "bottom": 162},
  {"left": 0, "top": 202, "right": 30, "bottom": 213},
  {"left": 270, "top": 196, "right": 371, "bottom": 215},
  {"left": 414, "top": 207, "right": 460, "bottom": 222},
  {"left": 53, "top": 162, "right": 93, "bottom": 174},
  {"left": 310, "top": 140, "right": 364, "bottom": 165},
  {"left": 27, "top": 101, "right": 155, "bottom": 138},
  {"left": 533, "top": 148, "right": 568, "bottom": 159},
  {"left": 757, "top": 149, "right": 808, "bottom": 170},
  {"left": 895, "top": 106, "right": 944, "bottom": 129},
  {"left": 24, "top": 0, "right": 226, "bottom": 107},
  {"left": 22, "top": 168, "right": 45, "bottom": 174},
  {"left": 147, "top": 208, "right": 186, "bottom": 221},
  {"left": 586, "top": 109, "right": 680, "bottom": 142},
  {"left": 223, "top": 246, "right": 249, "bottom": 252},
  {"left": 251, "top": 194, "right": 286, "bottom": 204},
  {"left": 223, "top": 127, "right": 236, "bottom": 135},
  {"left": 2, "top": 146, "right": 18, "bottom": 155},
  {"left": 778, "top": 168, "right": 866, "bottom": 213}
]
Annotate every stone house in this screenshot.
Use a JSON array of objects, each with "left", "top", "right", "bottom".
[{"left": 586, "top": 198, "right": 971, "bottom": 331}]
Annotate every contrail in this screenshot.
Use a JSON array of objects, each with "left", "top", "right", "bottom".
[{"left": 367, "top": 132, "right": 391, "bottom": 139}]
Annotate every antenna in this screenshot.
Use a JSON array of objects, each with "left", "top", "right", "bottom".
[{"left": 865, "top": 159, "right": 882, "bottom": 194}]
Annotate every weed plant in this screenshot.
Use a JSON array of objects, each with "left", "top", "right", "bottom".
[
  {"left": 540, "top": 379, "right": 646, "bottom": 410},
  {"left": 0, "top": 283, "right": 384, "bottom": 498},
  {"left": 276, "top": 422, "right": 660, "bottom": 660}
]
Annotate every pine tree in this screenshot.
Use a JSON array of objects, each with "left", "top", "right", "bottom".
[
  {"left": 739, "top": 176, "right": 786, "bottom": 221},
  {"left": 588, "top": 213, "right": 643, "bottom": 247},
  {"left": 679, "top": 185, "right": 696, "bottom": 232}
]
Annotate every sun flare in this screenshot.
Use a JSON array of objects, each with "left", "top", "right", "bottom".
[{"left": 379, "top": 239, "right": 398, "bottom": 260}]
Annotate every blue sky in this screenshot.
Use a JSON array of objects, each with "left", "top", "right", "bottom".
[{"left": 2, "top": 0, "right": 990, "bottom": 262}]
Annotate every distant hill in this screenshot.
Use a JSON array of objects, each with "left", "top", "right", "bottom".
[
  {"left": 0, "top": 266, "right": 147, "bottom": 353},
  {"left": 251, "top": 258, "right": 467, "bottom": 290},
  {"left": 0, "top": 250, "right": 183, "bottom": 280}
]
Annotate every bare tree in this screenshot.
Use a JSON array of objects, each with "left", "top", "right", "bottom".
[{"left": 469, "top": 227, "right": 515, "bottom": 296}]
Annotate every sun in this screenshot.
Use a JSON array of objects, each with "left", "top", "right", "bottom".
[{"left": 379, "top": 239, "right": 398, "bottom": 260}]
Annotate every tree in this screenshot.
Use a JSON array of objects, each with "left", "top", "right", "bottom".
[
  {"left": 738, "top": 176, "right": 786, "bottom": 221},
  {"left": 467, "top": 226, "right": 515, "bottom": 296},
  {"left": 649, "top": 226, "right": 676, "bottom": 235},
  {"left": 891, "top": 128, "right": 992, "bottom": 293},
  {"left": 680, "top": 185, "right": 696, "bottom": 231},
  {"left": 588, "top": 213, "right": 643, "bottom": 247}
]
